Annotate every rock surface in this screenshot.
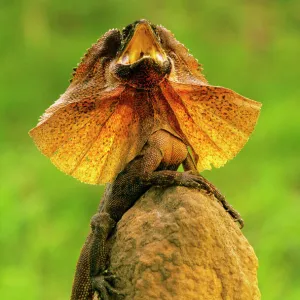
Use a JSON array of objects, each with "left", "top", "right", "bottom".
[{"left": 109, "top": 186, "right": 260, "bottom": 300}]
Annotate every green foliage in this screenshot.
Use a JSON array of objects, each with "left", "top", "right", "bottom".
[{"left": 1, "top": 0, "right": 299, "bottom": 299}]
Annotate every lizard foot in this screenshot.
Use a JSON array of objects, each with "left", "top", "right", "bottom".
[
  {"left": 92, "top": 270, "right": 125, "bottom": 300},
  {"left": 178, "top": 171, "right": 244, "bottom": 228}
]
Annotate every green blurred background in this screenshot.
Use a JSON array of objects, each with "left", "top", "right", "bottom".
[{"left": 1, "top": 0, "right": 299, "bottom": 299}]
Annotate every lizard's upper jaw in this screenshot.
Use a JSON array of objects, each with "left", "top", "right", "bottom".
[{"left": 118, "top": 20, "right": 167, "bottom": 66}]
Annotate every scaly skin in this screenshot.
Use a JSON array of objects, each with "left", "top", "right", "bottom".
[{"left": 29, "top": 19, "right": 261, "bottom": 300}]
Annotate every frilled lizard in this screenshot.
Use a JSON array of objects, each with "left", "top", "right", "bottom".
[{"left": 29, "top": 20, "right": 261, "bottom": 300}]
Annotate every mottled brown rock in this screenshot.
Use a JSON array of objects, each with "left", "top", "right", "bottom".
[{"left": 110, "top": 187, "right": 260, "bottom": 300}]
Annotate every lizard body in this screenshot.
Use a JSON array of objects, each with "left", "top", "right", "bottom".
[
  {"left": 29, "top": 20, "right": 261, "bottom": 300},
  {"left": 71, "top": 129, "right": 216, "bottom": 299}
]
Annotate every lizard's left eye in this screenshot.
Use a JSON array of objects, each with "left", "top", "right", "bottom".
[{"left": 122, "top": 24, "right": 133, "bottom": 40}]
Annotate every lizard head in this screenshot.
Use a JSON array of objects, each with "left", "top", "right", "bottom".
[
  {"left": 70, "top": 19, "right": 207, "bottom": 90},
  {"left": 30, "top": 20, "right": 261, "bottom": 185},
  {"left": 111, "top": 19, "right": 171, "bottom": 89}
]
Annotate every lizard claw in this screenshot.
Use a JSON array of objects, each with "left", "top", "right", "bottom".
[{"left": 92, "top": 271, "right": 125, "bottom": 300}]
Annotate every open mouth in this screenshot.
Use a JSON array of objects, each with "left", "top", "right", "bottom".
[{"left": 118, "top": 22, "right": 167, "bottom": 65}]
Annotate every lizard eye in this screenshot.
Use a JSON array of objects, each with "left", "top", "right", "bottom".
[
  {"left": 122, "top": 24, "right": 133, "bottom": 40},
  {"left": 150, "top": 24, "right": 161, "bottom": 42}
]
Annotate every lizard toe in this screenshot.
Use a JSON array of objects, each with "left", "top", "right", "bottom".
[{"left": 92, "top": 272, "right": 125, "bottom": 300}]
